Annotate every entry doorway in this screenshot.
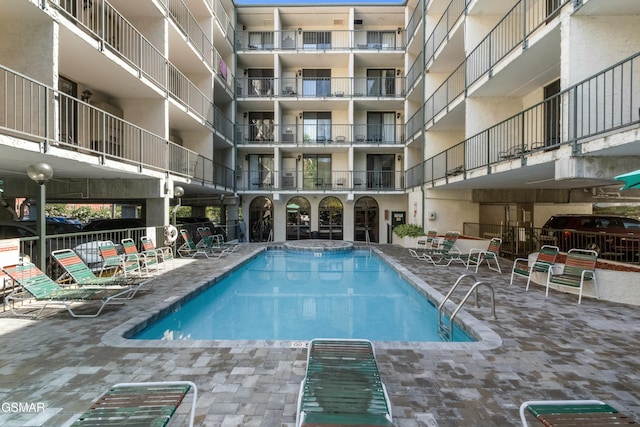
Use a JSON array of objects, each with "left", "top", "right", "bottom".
[{"left": 354, "top": 196, "right": 379, "bottom": 243}]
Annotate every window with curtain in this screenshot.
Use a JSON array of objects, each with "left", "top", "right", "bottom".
[
  {"left": 248, "top": 112, "right": 274, "bottom": 142},
  {"left": 366, "top": 154, "right": 395, "bottom": 189},
  {"left": 367, "top": 112, "right": 396, "bottom": 143},
  {"left": 248, "top": 32, "right": 274, "bottom": 50},
  {"left": 302, "top": 69, "right": 331, "bottom": 97},
  {"left": 366, "top": 31, "right": 395, "bottom": 49},
  {"left": 367, "top": 69, "right": 395, "bottom": 96},
  {"left": 302, "top": 112, "right": 332, "bottom": 143},
  {"left": 303, "top": 31, "right": 331, "bottom": 49},
  {"left": 247, "top": 154, "right": 274, "bottom": 188},
  {"left": 248, "top": 69, "right": 274, "bottom": 97},
  {"left": 303, "top": 154, "right": 332, "bottom": 190}
]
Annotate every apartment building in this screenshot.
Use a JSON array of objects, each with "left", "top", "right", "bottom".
[
  {"left": 1, "top": 0, "right": 639, "bottom": 245},
  {"left": 0, "top": 0, "right": 237, "bottom": 237}
]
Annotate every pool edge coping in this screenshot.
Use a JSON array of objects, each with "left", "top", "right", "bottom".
[{"left": 101, "top": 245, "right": 503, "bottom": 352}]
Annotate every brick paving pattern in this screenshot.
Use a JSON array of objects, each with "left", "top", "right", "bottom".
[{"left": 0, "top": 243, "right": 638, "bottom": 426}]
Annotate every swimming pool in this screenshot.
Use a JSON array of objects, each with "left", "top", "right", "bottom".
[{"left": 133, "top": 249, "right": 474, "bottom": 342}]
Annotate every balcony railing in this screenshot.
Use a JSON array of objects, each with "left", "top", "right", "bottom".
[
  {"left": 406, "top": 1, "right": 423, "bottom": 46},
  {"left": 50, "top": 0, "right": 233, "bottom": 135},
  {"left": 236, "top": 76, "right": 406, "bottom": 99},
  {"left": 235, "top": 123, "right": 404, "bottom": 145},
  {"left": 235, "top": 30, "right": 406, "bottom": 51},
  {"left": 424, "top": 0, "right": 469, "bottom": 67},
  {"left": 0, "top": 64, "right": 233, "bottom": 191},
  {"left": 419, "top": 50, "right": 640, "bottom": 185},
  {"left": 237, "top": 170, "right": 405, "bottom": 192},
  {"left": 424, "top": 0, "right": 571, "bottom": 126},
  {"left": 405, "top": 51, "right": 423, "bottom": 95}
]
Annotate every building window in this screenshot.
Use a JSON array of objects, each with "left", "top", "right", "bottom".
[
  {"left": 367, "top": 69, "right": 395, "bottom": 96},
  {"left": 302, "top": 69, "right": 331, "bottom": 97},
  {"left": 302, "top": 112, "right": 332, "bottom": 143},
  {"left": 303, "top": 31, "right": 331, "bottom": 49},
  {"left": 302, "top": 154, "right": 331, "bottom": 190},
  {"left": 367, "top": 112, "right": 396, "bottom": 143},
  {"left": 366, "top": 31, "right": 395, "bottom": 49},
  {"left": 319, "top": 196, "right": 343, "bottom": 240}
]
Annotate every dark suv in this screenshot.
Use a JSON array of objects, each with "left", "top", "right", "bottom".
[{"left": 541, "top": 214, "right": 640, "bottom": 258}]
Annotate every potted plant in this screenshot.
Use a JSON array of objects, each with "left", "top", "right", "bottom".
[{"left": 392, "top": 224, "right": 426, "bottom": 247}]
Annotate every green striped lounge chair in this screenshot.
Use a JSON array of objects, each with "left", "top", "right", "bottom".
[
  {"left": 296, "top": 338, "right": 394, "bottom": 427},
  {"left": 98, "top": 240, "right": 143, "bottom": 278},
  {"left": 71, "top": 381, "right": 197, "bottom": 427},
  {"left": 510, "top": 245, "right": 560, "bottom": 290},
  {"left": 546, "top": 248, "right": 598, "bottom": 304},
  {"left": 178, "top": 229, "right": 229, "bottom": 259},
  {"left": 2, "top": 262, "right": 131, "bottom": 318},
  {"left": 519, "top": 400, "right": 638, "bottom": 426},
  {"left": 466, "top": 237, "right": 502, "bottom": 273},
  {"left": 421, "top": 231, "right": 463, "bottom": 266},
  {"left": 141, "top": 235, "right": 175, "bottom": 270},
  {"left": 51, "top": 249, "right": 155, "bottom": 298},
  {"left": 121, "top": 237, "right": 160, "bottom": 273}
]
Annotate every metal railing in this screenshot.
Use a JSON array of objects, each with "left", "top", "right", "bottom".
[
  {"left": 424, "top": 0, "right": 469, "bottom": 67},
  {"left": 463, "top": 222, "right": 640, "bottom": 265},
  {"left": 50, "top": 0, "right": 233, "bottom": 132},
  {"left": 0, "top": 64, "right": 233, "bottom": 190},
  {"left": 405, "top": 51, "right": 424, "bottom": 95},
  {"left": 405, "top": 0, "right": 423, "bottom": 46},
  {"left": 420, "top": 50, "right": 640, "bottom": 184},
  {"left": 425, "top": 0, "right": 571, "bottom": 126},
  {"left": 237, "top": 170, "right": 406, "bottom": 192},
  {"left": 235, "top": 123, "right": 404, "bottom": 145},
  {"left": 236, "top": 76, "right": 405, "bottom": 99},
  {"left": 235, "top": 29, "right": 406, "bottom": 51}
]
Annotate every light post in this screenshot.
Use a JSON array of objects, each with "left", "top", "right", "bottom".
[
  {"left": 172, "top": 186, "right": 184, "bottom": 226},
  {"left": 27, "top": 162, "right": 54, "bottom": 271}
]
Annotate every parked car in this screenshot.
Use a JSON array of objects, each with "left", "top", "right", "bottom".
[
  {"left": 76, "top": 218, "right": 148, "bottom": 271},
  {"left": 540, "top": 214, "right": 640, "bottom": 258},
  {"left": 82, "top": 218, "right": 146, "bottom": 231}
]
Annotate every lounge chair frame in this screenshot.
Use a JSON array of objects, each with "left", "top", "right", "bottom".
[
  {"left": 420, "top": 231, "right": 463, "bottom": 266},
  {"left": 2, "top": 263, "right": 131, "bottom": 318},
  {"left": 71, "top": 381, "right": 198, "bottom": 427},
  {"left": 98, "top": 240, "right": 143, "bottom": 277},
  {"left": 51, "top": 249, "right": 155, "bottom": 298},
  {"left": 546, "top": 248, "right": 598, "bottom": 304},
  {"left": 178, "top": 229, "right": 229, "bottom": 258},
  {"left": 296, "top": 338, "right": 393, "bottom": 427},
  {"left": 519, "top": 399, "right": 638, "bottom": 426},
  {"left": 509, "top": 245, "right": 560, "bottom": 290},
  {"left": 121, "top": 237, "right": 160, "bottom": 273},
  {"left": 141, "top": 235, "right": 175, "bottom": 269},
  {"left": 466, "top": 237, "right": 502, "bottom": 273}
]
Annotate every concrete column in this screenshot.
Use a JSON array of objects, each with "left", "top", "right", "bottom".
[{"left": 192, "top": 206, "right": 207, "bottom": 218}]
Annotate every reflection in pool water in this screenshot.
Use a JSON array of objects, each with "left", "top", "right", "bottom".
[{"left": 133, "top": 249, "right": 474, "bottom": 342}]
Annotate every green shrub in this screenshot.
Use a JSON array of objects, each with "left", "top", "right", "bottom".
[{"left": 392, "top": 223, "right": 426, "bottom": 238}]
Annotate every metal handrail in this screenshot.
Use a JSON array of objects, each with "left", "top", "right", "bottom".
[{"left": 438, "top": 274, "right": 496, "bottom": 341}]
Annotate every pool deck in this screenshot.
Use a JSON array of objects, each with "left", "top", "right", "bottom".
[{"left": 1, "top": 242, "right": 639, "bottom": 426}]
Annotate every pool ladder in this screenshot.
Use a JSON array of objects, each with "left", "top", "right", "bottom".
[{"left": 437, "top": 274, "right": 497, "bottom": 341}]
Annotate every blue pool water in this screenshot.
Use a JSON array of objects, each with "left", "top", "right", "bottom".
[{"left": 133, "top": 249, "right": 474, "bottom": 342}]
